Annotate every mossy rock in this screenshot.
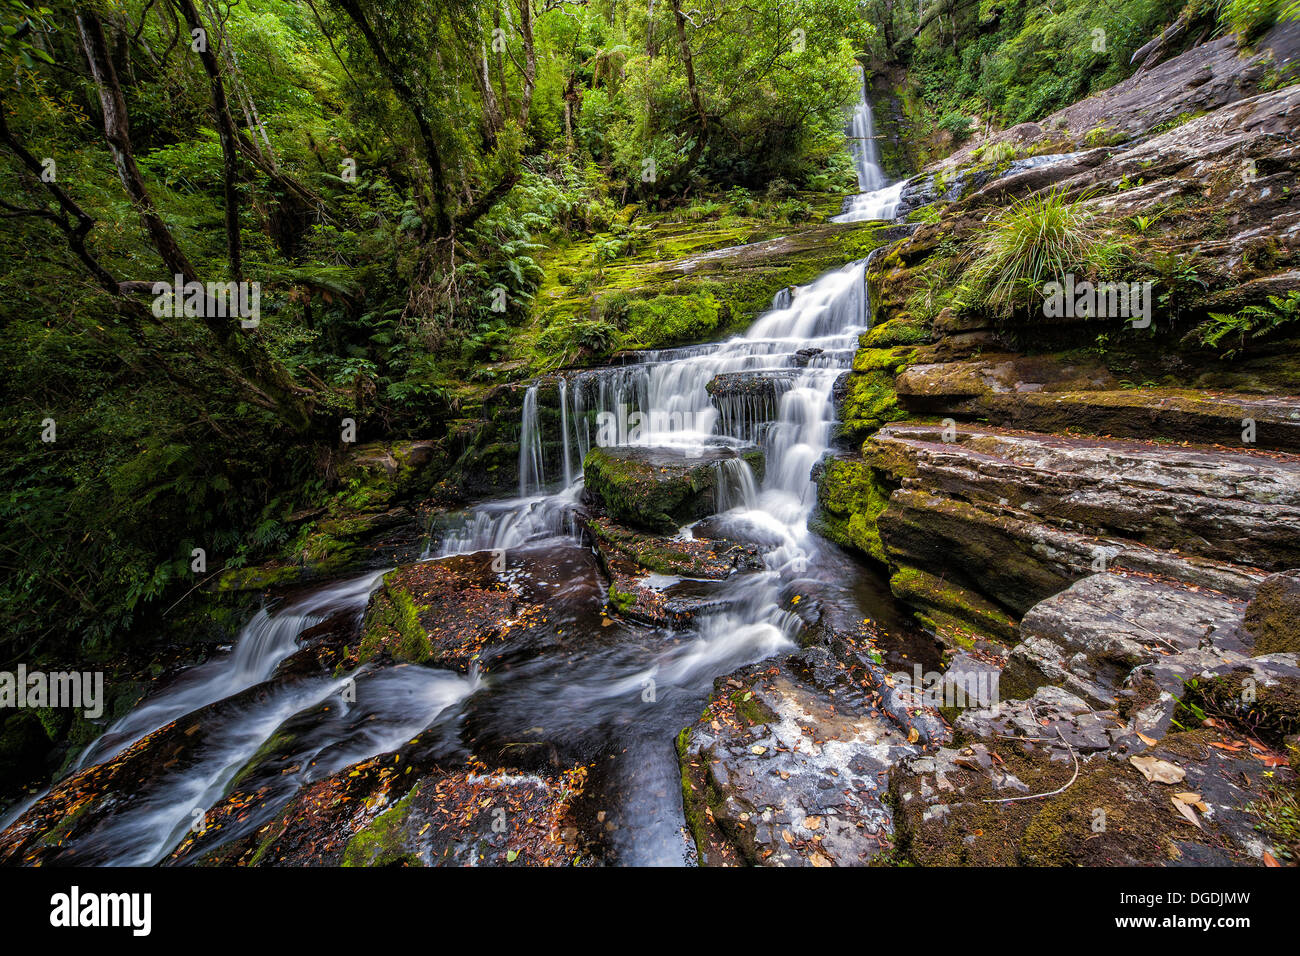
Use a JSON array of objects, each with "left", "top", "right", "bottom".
[
  {"left": 861, "top": 317, "right": 931, "bottom": 348},
  {"left": 888, "top": 566, "right": 1019, "bottom": 645},
  {"left": 358, "top": 579, "right": 433, "bottom": 665},
  {"left": 342, "top": 785, "right": 423, "bottom": 867},
  {"left": 809, "top": 455, "right": 892, "bottom": 564},
  {"left": 583, "top": 445, "right": 764, "bottom": 534},
  {"left": 1245, "top": 570, "right": 1300, "bottom": 655}
]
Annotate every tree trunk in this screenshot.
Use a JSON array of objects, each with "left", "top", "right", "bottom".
[
  {"left": 476, "top": 38, "right": 504, "bottom": 145},
  {"left": 669, "top": 0, "right": 707, "bottom": 137},
  {"left": 330, "top": 0, "right": 453, "bottom": 238},
  {"left": 76, "top": 9, "right": 199, "bottom": 285},
  {"left": 174, "top": 0, "right": 243, "bottom": 281},
  {"left": 516, "top": 0, "right": 537, "bottom": 128}
]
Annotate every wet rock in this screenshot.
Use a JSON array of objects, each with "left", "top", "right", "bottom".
[
  {"left": 705, "top": 369, "right": 800, "bottom": 398},
  {"left": 956, "top": 685, "right": 1124, "bottom": 757},
  {"left": 582, "top": 444, "right": 765, "bottom": 534},
  {"left": 358, "top": 544, "right": 607, "bottom": 672},
  {"left": 1005, "top": 572, "right": 1250, "bottom": 708},
  {"left": 339, "top": 764, "right": 590, "bottom": 867},
  {"left": 792, "top": 348, "right": 824, "bottom": 367},
  {"left": 584, "top": 516, "right": 762, "bottom": 627},
  {"left": 896, "top": 359, "right": 1300, "bottom": 451},
  {"left": 678, "top": 657, "right": 920, "bottom": 866},
  {"left": 871, "top": 423, "right": 1300, "bottom": 571},
  {"left": 1244, "top": 569, "right": 1300, "bottom": 655}
]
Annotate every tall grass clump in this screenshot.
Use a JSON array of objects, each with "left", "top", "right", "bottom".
[{"left": 966, "top": 188, "right": 1100, "bottom": 316}]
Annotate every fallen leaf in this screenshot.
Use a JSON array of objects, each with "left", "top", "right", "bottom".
[
  {"left": 1172, "top": 797, "right": 1202, "bottom": 829},
  {"left": 1130, "top": 755, "right": 1186, "bottom": 784}
]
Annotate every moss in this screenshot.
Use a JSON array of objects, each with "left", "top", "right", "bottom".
[
  {"left": 515, "top": 214, "right": 886, "bottom": 369},
  {"left": 861, "top": 317, "right": 930, "bottom": 348},
  {"left": 839, "top": 367, "right": 909, "bottom": 443},
  {"left": 895, "top": 738, "right": 1217, "bottom": 866},
  {"left": 358, "top": 580, "right": 433, "bottom": 665},
  {"left": 583, "top": 446, "right": 763, "bottom": 533},
  {"left": 810, "top": 456, "right": 892, "bottom": 563},
  {"left": 1245, "top": 572, "right": 1300, "bottom": 656},
  {"left": 608, "top": 584, "right": 636, "bottom": 614},
  {"left": 341, "top": 784, "right": 424, "bottom": 867},
  {"left": 889, "top": 566, "right": 1019, "bottom": 645},
  {"left": 729, "top": 688, "right": 776, "bottom": 727},
  {"left": 1176, "top": 669, "right": 1300, "bottom": 750},
  {"left": 624, "top": 291, "right": 725, "bottom": 348},
  {"left": 676, "top": 726, "right": 711, "bottom": 860},
  {"left": 215, "top": 564, "right": 306, "bottom": 592}
]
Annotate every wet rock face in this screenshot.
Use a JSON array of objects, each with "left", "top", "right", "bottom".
[
  {"left": 679, "top": 650, "right": 923, "bottom": 866},
  {"left": 582, "top": 444, "right": 764, "bottom": 534},
  {"left": 1245, "top": 570, "right": 1300, "bottom": 655},
  {"left": 871, "top": 423, "right": 1300, "bottom": 571},
  {"left": 1005, "top": 573, "right": 1252, "bottom": 708}
]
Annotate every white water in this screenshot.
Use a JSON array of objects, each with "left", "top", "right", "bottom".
[
  {"left": 73, "top": 569, "right": 387, "bottom": 772},
  {"left": 832, "top": 68, "right": 902, "bottom": 223},
  {"left": 6, "top": 102, "right": 888, "bottom": 866},
  {"left": 5, "top": 567, "right": 481, "bottom": 864},
  {"left": 440, "top": 251, "right": 875, "bottom": 696}
]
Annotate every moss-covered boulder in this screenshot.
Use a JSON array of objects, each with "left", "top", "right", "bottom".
[
  {"left": 582, "top": 445, "right": 764, "bottom": 533},
  {"left": 808, "top": 455, "right": 891, "bottom": 563},
  {"left": 1245, "top": 570, "right": 1300, "bottom": 656},
  {"left": 889, "top": 566, "right": 1019, "bottom": 646}
]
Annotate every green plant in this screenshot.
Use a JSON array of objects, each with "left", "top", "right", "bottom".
[
  {"left": 973, "top": 140, "right": 1017, "bottom": 164},
  {"left": 1219, "top": 0, "right": 1291, "bottom": 40},
  {"left": 937, "top": 111, "right": 973, "bottom": 143},
  {"left": 966, "top": 188, "right": 1100, "bottom": 315},
  {"left": 1190, "top": 292, "right": 1300, "bottom": 358}
]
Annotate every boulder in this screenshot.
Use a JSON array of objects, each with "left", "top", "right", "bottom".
[{"left": 582, "top": 444, "right": 764, "bottom": 533}]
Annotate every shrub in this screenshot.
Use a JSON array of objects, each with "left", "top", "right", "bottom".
[{"left": 966, "top": 188, "right": 1100, "bottom": 315}]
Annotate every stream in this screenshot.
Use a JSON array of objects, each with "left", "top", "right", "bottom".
[{"left": 4, "top": 85, "right": 918, "bottom": 867}]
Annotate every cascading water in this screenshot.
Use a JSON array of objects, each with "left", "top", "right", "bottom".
[
  {"left": 518, "top": 383, "right": 546, "bottom": 496},
  {"left": 5, "top": 95, "right": 895, "bottom": 867},
  {"left": 832, "top": 67, "right": 903, "bottom": 223}
]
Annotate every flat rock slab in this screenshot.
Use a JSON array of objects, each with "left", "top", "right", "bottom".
[
  {"left": 895, "top": 360, "right": 1300, "bottom": 451},
  {"left": 679, "top": 651, "right": 923, "bottom": 866},
  {"left": 1006, "top": 572, "right": 1250, "bottom": 708},
  {"left": 871, "top": 422, "right": 1300, "bottom": 570}
]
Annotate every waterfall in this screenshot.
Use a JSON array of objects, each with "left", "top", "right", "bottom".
[
  {"left": 518, "top": 384, "right": 545, "bottom": 496},
  {"left": 713, "top": 457, "right": 760, "bottom": 512},
  {"left": 72, "top": 570, "right": 387, "bottom": 773},
  {"left": 832, "top": 67, "right": 903, "bottom": 223},
  {"left": 559, "top": 376, "right": 574, "bottom": 489},
  {"left": 439, "top": 257, "right": 870, "bottom": 573}
]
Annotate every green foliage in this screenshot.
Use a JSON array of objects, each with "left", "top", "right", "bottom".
[
  {"left": 973, "top": 141, "right": 1018, "bottom": 165},
  {"left": 937, "top": 112, "right": 973, "bottom": 144},
  {"left": 965, "top": 189, "right": 1102, "bottom": 315},
  {"left": 1191, "top": 293, "right": 1300, "bottom": 358},
  {"left": 866, "top": 0, "right": 1189, "bottom": 129},
  {"left": 1219, "top": 0, "right": 1289, "bottom": 39}
]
